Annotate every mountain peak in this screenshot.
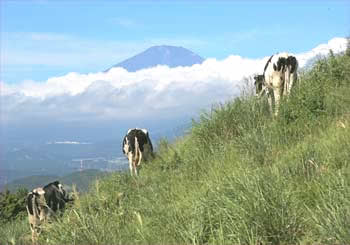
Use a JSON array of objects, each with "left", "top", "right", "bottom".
[{"left": 106, "top": 45, "right": 204, "bottom": 72}]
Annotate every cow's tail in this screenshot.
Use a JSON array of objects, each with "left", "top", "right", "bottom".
[{"left": 28, "top": 193, "right": 40, "bottom": 244}]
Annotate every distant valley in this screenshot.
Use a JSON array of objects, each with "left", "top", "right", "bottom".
[
  {"left": 2, "top": 44, "right": 196, "bottom": 191},
  {"left": 0, "top": 139, "right": 128, "bottom": 190},
  {"left": 4, "top": 169, "right": 118, "bottom": 193}
]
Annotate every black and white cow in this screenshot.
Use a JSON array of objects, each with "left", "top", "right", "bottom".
[
  {"left": 122, "top": 128, "right": 153, "bottom": 176},
  {"left": 254, "top": 52, "right": 298, "bottom": 115},
  {"left": 26, "top": 181, "right": 72, "bottom": 243}
]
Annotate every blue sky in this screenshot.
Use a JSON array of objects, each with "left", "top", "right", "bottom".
[
  {"left": 1, "top": 0, "right": 349, "bottom": 144},
  {"left": 1, "top": 0, "right": 349, "bottom": 83}
]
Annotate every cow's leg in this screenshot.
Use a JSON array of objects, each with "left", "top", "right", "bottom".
[
  {"left": 136, "top": 150, "right": 143, "bottom": 176},
  {"left": 30, "top": 224, "right": 36, "bottom": 245},
  {"left": 134, "top": 137, "right": 141, "bottom": 176},
  {"left": 129, "top": 153, "right": 138, "bottom": 176},
  {"left": 128, "top": 152, "right": 134, "bottom": 176},
  {"left": 133, "top": 158, "right": 138, "bottom": 176},
  {"left": 288, "top": 72, "right": 297, "bottom": 94},
  {"left": 29, "top": 197, "right": 40, "bottom": 244},
  {"left": 138, "top": 150, "right": 142, "bottom": 168},
  {"left": 32, "top": 232, "right": 36, "bottom": 245},
  {"left": 31, "top": 224, "right": 41, "bottom": 245},
  {"left": 264, "top": 87, "right": 274, "bottom": 115},
  {"left": 133, "top": 149, "right": 141, "bottom": 176},
  {"left": 258, "top": 87, "right": 266, "bottom": 98},
  {"left": 284, "top": 68, "right": 290, "bottom": 97},
  {"left": 273, "top": 86, "right": 283, "bottom": 116}
]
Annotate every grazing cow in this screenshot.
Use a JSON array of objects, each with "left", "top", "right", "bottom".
[
  {"left": 26, "top": 181, "right": 72, "bottom": 243},
  {"left": 122, "top": 128, "right": 153, "bottom": 176},
  {"left": 254, "top": 53, "right": 298, "bottom": 115}
]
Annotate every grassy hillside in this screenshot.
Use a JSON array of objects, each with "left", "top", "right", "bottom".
[{"left": 1, "top": 51, "right": 349, "bottom": 245}]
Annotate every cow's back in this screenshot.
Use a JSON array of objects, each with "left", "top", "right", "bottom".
[
  {"left": 123, "top": 128, "right": 154, "bottom": 175},
  {"left": 123, "top": 128, "right": 153, "bottom": 154},
  {"left": 43, "top": 181, "right": 67, "bottom": 212}
]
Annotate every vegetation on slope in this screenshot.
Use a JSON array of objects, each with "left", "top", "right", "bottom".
[
  {"left": 1, "top": 51, "right": 349, "bottom": 245},
  {"left": 0, "top": 188, "right": 27, "bottom": 223}
]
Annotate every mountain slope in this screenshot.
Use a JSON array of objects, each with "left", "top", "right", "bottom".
[
  {"left": 45, "top": 52, "right": 350, "bottom": 244},
  {"left": 2, "top": 51, "right": 350, "bottom": 245},
  {"left": 105, "top": 45, "right": 204, "bottom": 72}
]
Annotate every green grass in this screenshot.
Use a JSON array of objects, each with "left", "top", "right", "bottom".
[
  {"left": 1, "top": 52, "right": 350, "bottom": 245},
  {"left": 0, "top": 219, "right": 31, "bottom": 245}
]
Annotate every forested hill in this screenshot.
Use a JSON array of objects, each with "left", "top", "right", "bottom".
[
  {"left": 4, "top": 169, "right": 109, "bottom": 193},
  {"left": 1, "top": 50, "right": 350, "bottom": 244}
]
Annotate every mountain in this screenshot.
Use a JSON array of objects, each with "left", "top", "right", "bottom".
[{"left": 105, "top": 45, "right": 204, "bottom": 72}]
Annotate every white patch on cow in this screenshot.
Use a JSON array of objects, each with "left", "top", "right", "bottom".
[
  {"left": 33, "top": 187, "right": 45, "bottom": 195},
  {"left": 57, "top": 183, "right": 66, "bottom": 195},
  {"left": 141, "top": 128, "right": 148, "bottom": 135},
  {"left": 262, "top": 52, "right": 298, "bottom": 115},
  {"left": 123, "top": 137, "right": 130, "bottom": 154}
]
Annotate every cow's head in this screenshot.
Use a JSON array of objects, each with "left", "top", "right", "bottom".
[
  {"left": 46, "top": 181, "right": 74, "bottom": 203},
  {"left": 57, "top": 182, "right": 74, "bottom": 202},
  {"left": 254, "top": 75, "right": 265, "bottom": 96},
  {"left": 287, "top": 56, "right": 298, "bottom": 73}
]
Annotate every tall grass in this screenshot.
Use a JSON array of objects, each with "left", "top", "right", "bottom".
[
  {"left": 1, "top": 52, "right": 349, "bottom": 245},
  {"left": 0, "top": 219, "right": 31, "bottom": 245}
]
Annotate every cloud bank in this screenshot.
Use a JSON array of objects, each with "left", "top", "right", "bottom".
[
  {"left": 46, "top": 141, "right": 92, "bottom": 145},
  {"left": 1, "top": 37, "right": 347, "bottom": 127}
]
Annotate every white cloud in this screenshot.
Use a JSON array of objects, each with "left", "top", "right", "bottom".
[
  {"left": 1, "top": 37, "right": 347, "bottom": 126},
  {"left": 46, "top": 141, "right": 92, "bottom": 145},
  {"left": 296, "top": 37, "right": 347, "bottom": 67}
]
